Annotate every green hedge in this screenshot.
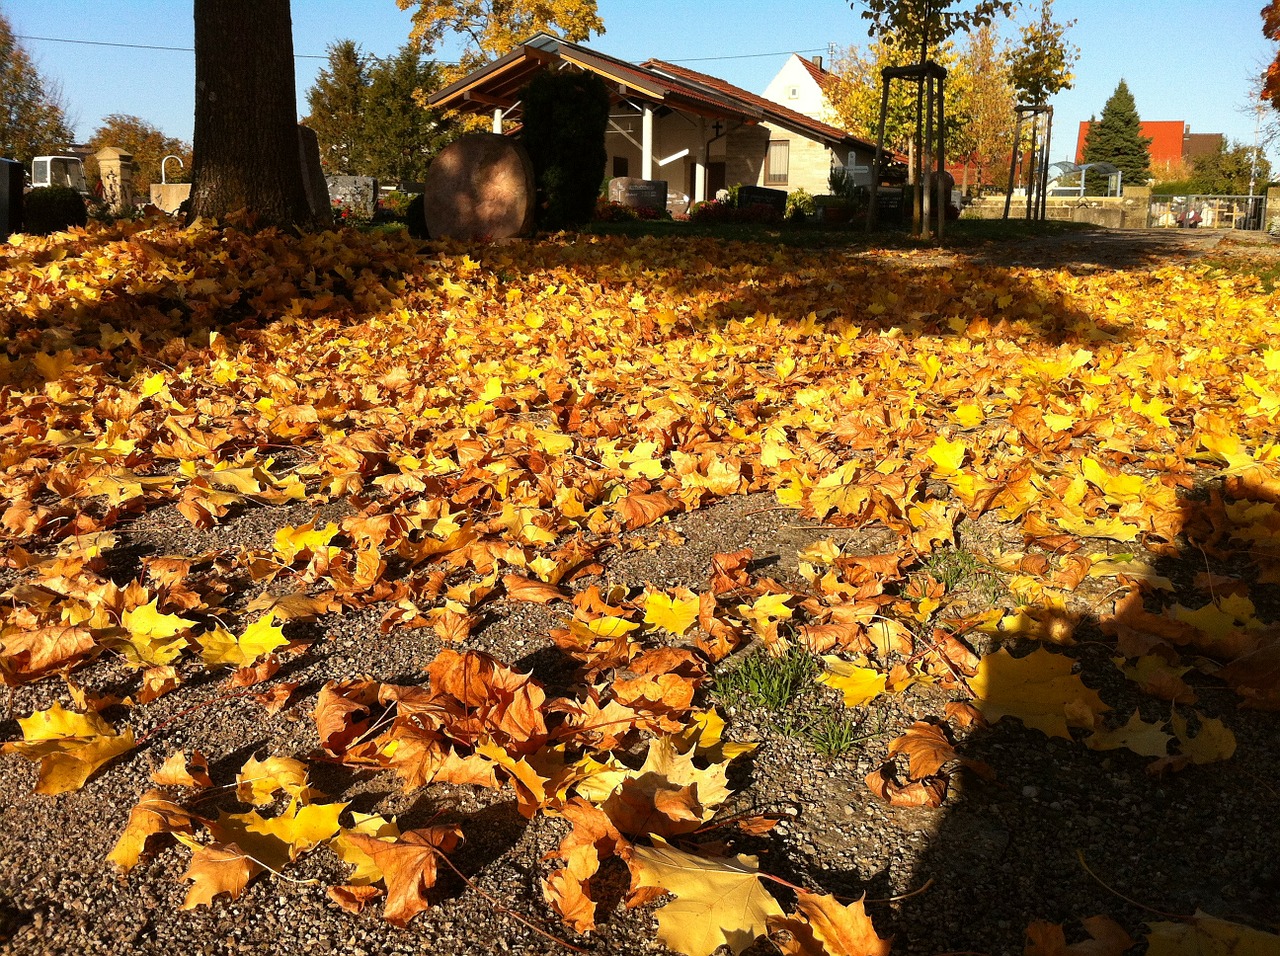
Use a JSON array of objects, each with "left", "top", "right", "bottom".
[
  {"left": 23, "top": 186, "right": 88, "bottom": 234},
  {"left": 520, "top": 70, "right": 610, "bottom": 231}
]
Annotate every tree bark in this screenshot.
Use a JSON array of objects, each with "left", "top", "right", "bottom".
[{"left": 190, "top": 0, "right": 313, "bottom": 228}]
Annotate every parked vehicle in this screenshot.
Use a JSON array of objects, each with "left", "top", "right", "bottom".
[{"left": 29, "top": 156, "right": 91, "bottom": 197}]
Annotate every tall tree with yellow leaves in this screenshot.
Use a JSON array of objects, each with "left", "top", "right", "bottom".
[{"left": 395, "top": 0, "right": 603, "bottom": 75}]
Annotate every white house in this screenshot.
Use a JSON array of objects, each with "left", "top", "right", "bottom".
[{"left": 428, "top": 35, "right": 879, "bottom": 208}]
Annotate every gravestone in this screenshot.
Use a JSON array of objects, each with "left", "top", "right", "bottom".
[
  {"left": 0, "top": 159, "right": 23, "bottom": 235},
  {"left": 667, "top": 190, "right": 690, "bottom": 217},
  {"left": 423, "top": 133, "right": 535, "bottom": 240},
  {"left": 874, "top": 187, "right": 906, "bottom": 221},
  {"left": 298, "top": 125, "right": 333, "bottom": 226},
  {"left": 326, "top": 175, "right": 379, "bottom": 220},
  {"left": 95, "top": 146, "right": 135, "bottom": 212},
  {"left": 609, "top": 177, "right": 667, "bottom": 213},
  {"left": 736, "top": 185, "right": 788, "bottom": 216}
]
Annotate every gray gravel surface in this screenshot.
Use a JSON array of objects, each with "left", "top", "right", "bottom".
[{"left": 3, "top": 489, "right": 1278, "bottom": 956}]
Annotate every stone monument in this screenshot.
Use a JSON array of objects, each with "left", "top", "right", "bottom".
[
  {"left": 608, "top": 177, "right": 667, "bottom": 213},
  {"left": 422, "top": 133, "right": 535, "bottom": 240},
  {"left": 94, "top": 146, "right": 135, "bottom": 212},
  {"left": 298, "top": 125, "right": 333, "bottom": 226},
  {"left": 326, "top": 175, "right": 379, "bottom": 221}
]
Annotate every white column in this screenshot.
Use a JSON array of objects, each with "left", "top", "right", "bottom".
[
  {"left": 694, "top": 118, "right": 706, "bottom": 202},
  {"left": 642, "top": 105, "right": 654, "bottom": 180},
  {"left": 493, "top": 108, "right": 503, "bottom": 134}
]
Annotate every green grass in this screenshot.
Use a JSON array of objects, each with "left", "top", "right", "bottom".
[
  {"left": 713, "top": 643, "right": 819, "bottom": 713},
  {"left": 712, "top": 644, "right": 877, "bottom": 759},
  {"left": 1200, "top": 254, "right": 1280, "bottom": 293},
  {"left": 922, "top": 544, "right": 1009, "bottom": 611},
  {"left": 798, "top": 707, "right": 877, "bottom": 759}
]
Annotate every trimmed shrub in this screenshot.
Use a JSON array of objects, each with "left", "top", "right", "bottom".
[
  {"left": 404, "top": 193, "right": 428, "bottom": 239},
  {"left": 520, "top": 70, "right": 610, "bottom": 231},
  {"left": 786, "top": 188, "right": 816, "bottom": 221},
  {"left": 23, "top": 186, "right": 87, "bottom": 234}
]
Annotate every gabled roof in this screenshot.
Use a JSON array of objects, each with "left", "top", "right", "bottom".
[
  {"left": 429, "top": 34, "right": 763, "bottom": 126},
  {"left": 795, "top": 54, "right": 838, "bottom": 97},
  {"left": 428, "top": 34, "right": 874, "bottom": 151},
  {"left": 643, "top": 58, "right": 873, "bottom": 152}
]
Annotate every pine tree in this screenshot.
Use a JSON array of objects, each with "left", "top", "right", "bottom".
[
  {"left": 1081, "top": 79, "right": 1151, "bottom": 193},
  {"left": 361, "top": 45, "right": 455, "bottom": 184},
  {"left": 304, "top": 40, "right": 370, "bottom": 175}
]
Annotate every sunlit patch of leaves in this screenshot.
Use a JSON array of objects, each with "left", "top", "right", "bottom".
[{"left": 0, "top": 216, "right": 1278, "bottom": 953}]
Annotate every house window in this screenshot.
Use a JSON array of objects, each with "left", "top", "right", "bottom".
[
  {"left": 765, "top": 141, "right": 789, "bottom": 186},
  {"left": 787, "top": 86, "right": 800, "bottom": 100},
  {"left": 612, "top": 156, "right": 629, "bottom": 178}
]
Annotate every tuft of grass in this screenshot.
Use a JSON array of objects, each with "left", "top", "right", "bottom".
[
  {"left": 713, "top": 645, "right": 886, "bottom": 759},
  {"left": 923, "top": 545, "right": 1009, "bottom": 610},
  {"left": 713, "top": 643, "right": 818, "bottom": 712},
  {"left": 924, "top": 547, "right": 983, "bottom": 591},
  {"left": 799, "top": 708, "right": 873, "bottom": 759}
]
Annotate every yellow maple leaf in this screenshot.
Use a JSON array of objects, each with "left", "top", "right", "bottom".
[
  {"left": 1145, "top": 910, "right": 1280, "bottom": 955},
  {"left": 818, "top": 656, "right": 887, "bottom": 707},
  {"left": 926, "top": 435, "right": 967, "bottom": 474},
  {"left": 198, "top": 613, "right": 287, "bottom": 668},
  {"left": 2, "top": 702, "right": 136, "bottom": 794},
  {"left": 242, "top": 799, "right": 346, "bottom": 859},
  {"left": 971, "top": 647, "right": 1109, "bottom": 740},
  {"left": 628, "top": 838, "right": 784, "bottom": 956},
  {"left": 273, "top": 520, "right": 339, "bottom": 563},
  {"left": 331, "top": 813, "right": 402, "bottom": 885},
  {"left": 235, "top": 755, "right": 318, "bottom": 806},
  {"left": 119, "top": 599, "right": 195, "bottom": 667},
  {"left": 644, "top": 588, "right": 700, "bottom": 636},
  {"left": 1085, "top": 710, "right": 1172, "bottom": 758}
]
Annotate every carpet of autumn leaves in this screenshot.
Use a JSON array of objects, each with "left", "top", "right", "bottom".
[{"left": 2, "top": 217, "right": 1280, "bottom": 954}]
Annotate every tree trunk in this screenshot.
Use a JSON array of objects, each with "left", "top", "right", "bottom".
[{"left": 190, "top": 0, "right": 313, "bottom": 228}]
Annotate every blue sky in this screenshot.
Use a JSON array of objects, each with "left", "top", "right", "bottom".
[{"left": 6, "top": 0, "right": 1279, "bottom": 169}]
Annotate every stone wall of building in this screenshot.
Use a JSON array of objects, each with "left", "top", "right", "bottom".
[{"left": 757, "top": 123, "right": 835, "bottom": 196}]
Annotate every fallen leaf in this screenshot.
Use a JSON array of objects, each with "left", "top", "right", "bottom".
[
  {"left": 2, "top": 702, "right": 136, "bottom": 794},
  {"left": 1145, "top": 911, "right": 1280, "bottom": 955},
  {"left": 628, "top": 838, "right": 784, "bottom": 956},
  {"left": 971, "top": 647, "right": 1109, "bottom": 740}
]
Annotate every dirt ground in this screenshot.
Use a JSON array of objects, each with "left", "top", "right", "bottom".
[{"left": 2, "top": 226, "right": 1278, "bottom": 956}]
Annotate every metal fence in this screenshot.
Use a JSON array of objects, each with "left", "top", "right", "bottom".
[{"left": 1148, "top": 194, "right": 1266, "bottom": 230}]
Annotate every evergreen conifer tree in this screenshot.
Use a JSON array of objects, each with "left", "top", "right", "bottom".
[
  {"left": 304, "top": 40, "right": 370, "bottom": 175},
  {"left": 362, "top": 45, "right": 454, "bottom": 185},
  {"left": 1081, "top": 79, "right": 1151, "bottom": 193}
]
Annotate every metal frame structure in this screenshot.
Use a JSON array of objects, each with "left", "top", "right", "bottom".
[
  {"left": 1003, "top": 104, "right": 1053, "bottom": 220},
  {"left": 867, "top": 61, "right": 948, "bottom": 238}
]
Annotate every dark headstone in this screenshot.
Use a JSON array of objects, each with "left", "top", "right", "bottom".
[
  {"left": 667, "top": 190, "right": 690, "bottom": 216},
  {"left": 0, "top": 159, "right": 24, "bottom": 235},
  {"left": 609, "top": 177, "right": 668, "bottom": 212},
  {"left": 423, "top": 133, "right": 535, "bottom": 240},
  {"left": 736, "top": 184, "right": 788, "bottom": 215},
  {"left": 297, "top": 125, "right": 333, "bottom": 226},
  {"left": 874, "top": 187, "right": 906, "bottom": 220}
]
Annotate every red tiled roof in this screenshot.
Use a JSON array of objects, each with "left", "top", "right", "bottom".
[
  {"left": 796, "top": 55, "right": 838, "bottom": 97},
  {"left": 429, "top": 34, "right": 874, "bottom": 152},
  {"left": 642, "top": 58, "right": 874, "bottom": 151}
]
